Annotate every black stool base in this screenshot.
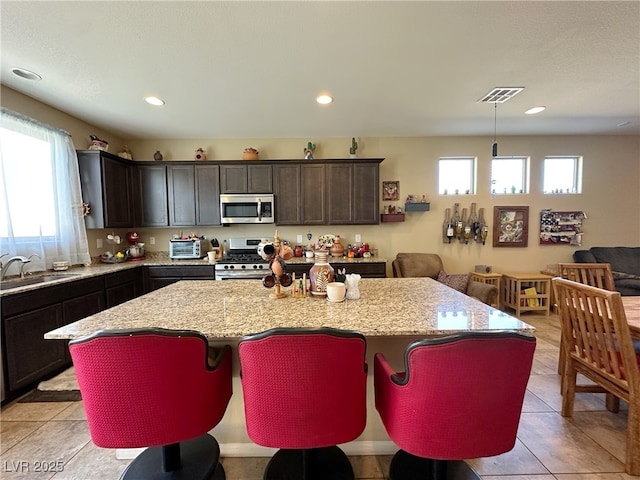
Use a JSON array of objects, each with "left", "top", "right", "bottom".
[
  {"left": 264, "top": 446, "right": 354, "bottom": 480},
  {"left": 121, "top": 434, "right": 225, "bottom": 480},
  {"left": 389, "top": 450, "right": 481, "bottom": 480}
]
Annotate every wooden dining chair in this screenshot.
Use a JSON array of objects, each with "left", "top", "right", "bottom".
[
  {"left": 553, "top": 278, "right": 640, "bottom": 475},
  {"left": 555, "top": 262, "right": 617, "bottom": 408}
]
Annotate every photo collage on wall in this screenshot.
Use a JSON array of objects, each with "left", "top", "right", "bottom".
[{"left": 539, "top": 209, "right": 587, "bottom": 246}]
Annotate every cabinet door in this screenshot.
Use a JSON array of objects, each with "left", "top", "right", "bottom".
[
  {"left": 195, "top": 165, "right": 221, "bottom": 225},
  {"left": 327, "top": 163, "right": 354, "bottom": 224},
  {"left": 168, "top": 165, "right": 196, "bottom": 226},
  {"left": 4, "top": 304, "right": 67, "bottom": 392},
  {"left": 220, "top": 165, "right": 248, "bottom": 193},
  {"left": 301, "top": 164, "right": 326, "bottom": 224},
  {"left": 135, "top": 164, "right": 168, "bottom": 227},
  {"left": 247, "top": 164, "right": 273, "bottom": 193},
  {"left": 353, "top": 162, "right": 379, "bottom": 224},
  {"left": 102, "top": 156, "right": 134, "bottom": 227},
  {"left": 273, "top": 164, "right": 301, "bottom": 225}
]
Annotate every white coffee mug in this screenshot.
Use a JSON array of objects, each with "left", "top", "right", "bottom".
[
  {"left": 207, "top": 251, "right": 216, "bottom": 263},
  {"left": 326, "top": 282, "right": 346, "bottom": 302}
]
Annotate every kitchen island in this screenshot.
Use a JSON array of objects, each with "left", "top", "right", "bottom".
[{"left": 45, "top": 277, "right": 534, "bottom": 458}]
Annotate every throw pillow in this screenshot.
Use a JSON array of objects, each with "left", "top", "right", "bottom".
[{"left": 436, "top": 271, "right": 469, "bottom": 293}]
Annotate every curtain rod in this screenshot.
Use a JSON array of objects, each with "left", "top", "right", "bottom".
[{"left": 0, "top": 107, "right": 71, "bottom": 137}]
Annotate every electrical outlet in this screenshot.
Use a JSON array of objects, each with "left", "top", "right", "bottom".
[
  {"left": 149, "top": 236, "right": 156, "bottom": 245},
  {"left": 297, "top": 234, "right": 303, "bottom": 243},
  {"left": 96, "top": 238, "right": 103, "bottom": 248},
  {"left": 355, "top": 234, "right": 361, "bottom": 243}
]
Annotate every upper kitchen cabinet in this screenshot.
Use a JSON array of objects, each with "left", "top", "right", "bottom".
[
  {"left": 273, "top": 163, "right": 326, "bottom": 225},
  {"left": 220, "top": 163, "right": 272, "bottom": 193},
  {"left": 168, "top": 164, "right": 221, "bottom": 226},
  {"left": 327, "top": 160, "right": 381, "bottom": 224},
  {"left": 77, "top": 150, "right": 134, "bottom": 228},
  {"left": 134, "top": 164, "right": 168, "bottom": 227}
]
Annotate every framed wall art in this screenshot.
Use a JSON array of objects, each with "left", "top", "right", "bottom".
[
  {"left": 539, "top": 209, "right": 586, "bottom": 246},
  {"left": 493, "top": 206, "right": 529, "bottom": 247},
  {"left": 382, "top": 181, "right": 400, "bottom": 201}
]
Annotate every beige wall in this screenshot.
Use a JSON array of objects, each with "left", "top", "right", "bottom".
[{"left": 3, "top": 85, "right": 639, "bottom": 276}]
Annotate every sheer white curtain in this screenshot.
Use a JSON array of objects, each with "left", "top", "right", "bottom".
[{"left": 0, "top": 108, "right": 91, "bottom": 276}]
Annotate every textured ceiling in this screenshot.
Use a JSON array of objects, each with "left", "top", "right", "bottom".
[{"left": 1, "top": 1, "right": 639, "bottom": 139}]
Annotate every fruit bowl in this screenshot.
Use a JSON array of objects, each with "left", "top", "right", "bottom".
[{"left": 100, "top": 253, "right": 128, "bottom": 264}]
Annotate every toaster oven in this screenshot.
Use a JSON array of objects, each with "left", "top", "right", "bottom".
[{"left": 169, "top": 239, "right": 207, "bottom": 259}]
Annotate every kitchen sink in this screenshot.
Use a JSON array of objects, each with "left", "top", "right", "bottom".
[{"left": 0, "top": 273, "right": 80, "bottom": 291}]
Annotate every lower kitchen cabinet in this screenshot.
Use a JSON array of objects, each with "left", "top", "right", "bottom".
[
  {"left": 144, "top": 265, "right": 215, "bottom": 292},
  {"left": 105, "top": 268, "right": 144, "bottom": 308},
  {"left": 285, "top": 261, "right": 386, "bottom": 279},
  {"left": 1, "top": 276, "right": 105, "bottom": 400}
]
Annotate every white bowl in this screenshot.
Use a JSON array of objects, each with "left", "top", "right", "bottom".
[{"left": 52, "top": 261, "right": 69, "bottom": 271}]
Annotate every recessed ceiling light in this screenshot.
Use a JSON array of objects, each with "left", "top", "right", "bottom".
[
  {"left": 11, "top": 67, "right": 42, "bottom": 81},
  {"left": 144, "top": 96, "right": 165, "bottom": 106},
  {"left": 316, "top": 94, "right": 333, "bottom": 105},
  {"left": 617, "top": 121, "right": 631, "bottom": 127},
  {"left": 525, "top": 106, "right": 546, "bottom": 115}
]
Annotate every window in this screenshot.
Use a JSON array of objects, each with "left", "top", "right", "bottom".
[
  {"left": 0, "top": 108, "right": 90, "bottom": 274},
  {"left": 438, "top": 157, "right": 475, "bottom": 195},
  {"left": 491, "top": 156, "right": 528, "bottom": 194},
  {"left": 543, "top": 156, "right": 582, "bottom": 194}
]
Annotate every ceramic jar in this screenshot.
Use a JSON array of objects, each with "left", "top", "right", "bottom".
[
  {"left": 330, "top": 235, "right": 345, "bottom": 257},
  {"left": 309, "top": 250, "right": 334, "bottom": 296}
]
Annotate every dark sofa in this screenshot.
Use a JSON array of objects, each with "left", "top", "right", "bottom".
[{"left": 573, "top": 246, "right": 640, "bottom": 296}]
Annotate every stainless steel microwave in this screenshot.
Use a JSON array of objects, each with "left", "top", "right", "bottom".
[{"left": 220, "top": 194, "right": 275, "bottom": 224}]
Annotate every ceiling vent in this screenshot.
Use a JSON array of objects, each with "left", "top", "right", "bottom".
[{"left": 478, "top": 87, "right": 524, "bottom": 103}]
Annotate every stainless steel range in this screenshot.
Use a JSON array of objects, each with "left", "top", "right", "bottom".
[{"left": 215, "top": 238, "right": 270, "bottom": 280}]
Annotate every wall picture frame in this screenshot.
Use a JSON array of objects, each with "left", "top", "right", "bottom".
[
  {"left": 382, "top": 181, "right": 400, "bottom": 200},
  {"left": 493, "top": 206, "right": 529, "bottom": 247}
]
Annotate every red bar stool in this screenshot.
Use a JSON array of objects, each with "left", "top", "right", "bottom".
[
  {"left": 238, "top": 327, "right": 368, "bottom": 480},
  {"left": 374, "top": 331, "right": 535, "bottom": 480},
  {"left": 69, "top": 328, "right": 232, "bottom": 480}
]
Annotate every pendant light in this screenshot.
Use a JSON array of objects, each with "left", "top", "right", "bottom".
[{"left": 492, "top": 103, "right": 498, "bottom": 157}]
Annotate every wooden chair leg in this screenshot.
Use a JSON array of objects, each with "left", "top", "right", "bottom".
[
  {"left": 561, "top": 362, "right": 577, "bottom": 417},
  {"left": 626, "top": 404, "right": 640, "bottom": 475}
]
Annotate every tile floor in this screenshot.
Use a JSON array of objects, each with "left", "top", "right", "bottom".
[{"left": 1, "top": 312, "right": 636, "bottom": 479}]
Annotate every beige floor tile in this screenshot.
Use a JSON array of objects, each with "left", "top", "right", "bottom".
[
  {"left": 555, "top": 474, "right": 638, "bottom": 479},
  {"left": 48, "top": 442, "right": 128, "bottom": 480},
  {"left": 0, "top": 421, "right": 90, "bottom": 480},
  {"left": 220, "top": 456, "right": 268, "bottom": 480},
  {"left": 0, "top": 421, "right": 45, "bottom": 454},
  {"left": 482, "top": 476, "right": 556, "bottom": 480},
  {"left": 468, "top": 439, "right": 550, "bottom": 476},
  {"left": 521, "top": 389, "right": 555, "bottom": 413},
  {"left": 0, "top": 402, "right": 75, "bottom": 422},
  {"left": 50, "top": 402, "right": 86, "bottom": 422},
  {"left": 350, "top": 455, "right": 384, "bottom": 479},
  {"left": 570, "top": 410, "right": 628, "bottom": 465},
  {"left": 526, "top": 373, "right": 607, "bottom": 412},
  {"left": 516, "top": 412, "right": 625, "bottom": 474}
]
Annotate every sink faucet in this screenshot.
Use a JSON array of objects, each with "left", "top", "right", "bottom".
[{"left": 0, "top": 255, "right": 33, "bottom": 282}]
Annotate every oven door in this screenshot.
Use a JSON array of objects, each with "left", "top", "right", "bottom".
[
  {"left": 220, "top": 194, "right": 274, "bottom": 224},
  {"left": 215, "top": 267, "right": 268, "bottom": 281}
]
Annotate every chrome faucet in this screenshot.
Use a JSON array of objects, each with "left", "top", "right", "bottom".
[{"left": 0, "top": 256, "right": 33, "bottom": 282}]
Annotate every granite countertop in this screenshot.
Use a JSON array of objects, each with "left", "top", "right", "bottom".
[
  {"left": 45, "top": 277, "right": 534, "bottom": 340},
  {"left": 0, "top": 254, "right": 387, "bottom": 297}
]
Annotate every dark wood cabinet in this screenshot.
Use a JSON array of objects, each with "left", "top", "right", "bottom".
[
  {"left": 1, "top": 276, "right": 105, "bottom": 398},
  {"left": 285, "top": 261, "right": 386, "bottom": 279},
  {"left": 135, "top": 164, "right": 168, "bottom": 227},
  {"left": 105, "top": 268, "right": 143, "bottom": 308},
  {"left": 168, "top": 164, "right": 221, "bottom": 226},
  {"left": 327, "top": 162, "right": 379, "bottom": 224},
  {"left": 77, "top": 150, "right": 134, "bottom": 228},
  {"left": 220, "top": 164, "right": 272, "bottom": 193},
  {"left": 144, "top": 265, "right": 215, "bottom": 292},
  {"left": 274, "top": 164, "right": 326, "bottom": 225}
]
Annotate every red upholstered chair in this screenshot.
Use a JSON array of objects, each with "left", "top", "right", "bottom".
[
  {"left": 375, "top": 331, "right": 536, "bottom": 480},
  {"left": 238, "top": 327, "right": 368, "bottom": 480},
  {"left": 69, "top": 328, "right": 232, "bottom": 480}
]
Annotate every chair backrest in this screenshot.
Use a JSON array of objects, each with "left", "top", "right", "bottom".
[
  {"left": 69, "top": 328, "right": 232, "bottom": 449},
  {"left": 553, "top": 277, "right": 639, "bottom": 401},
  {"left": 558, "top": 262, "right": 615, "bottom": 290},
  {"left": 376, "top": 331, "right": 535, "bottom": 459},
  {"left": 238, "top": 327, "right": 367, "bottom": 449},
  {"left": 392, "top": 253, "right": 443, "bottom": 278}
]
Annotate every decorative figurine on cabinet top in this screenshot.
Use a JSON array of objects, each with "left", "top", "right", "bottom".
[
  {"left": 117, "top": 145, "right": 133, "bottom": 160},
  {"left": 195, "top": 148, "right": 206, "bottom": 160},
  {"left": 88, "top": 135, "right": 109, "bottom": 151},
  {"left": 243, "top": 147, "right": 259, "bottom": 160},
  {"left": 153, "top": 150, "right": 163, "bottom": 161},
  {"left": 304, "top": 141, "right": 316, "bottom": 160},
  {"left": 349, "top": 137, "right": 358, "bottom": 158}
]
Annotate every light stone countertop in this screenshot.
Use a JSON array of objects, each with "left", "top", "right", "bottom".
[{"left": 45, "top": 277, "right": 534, "bottom": 340}]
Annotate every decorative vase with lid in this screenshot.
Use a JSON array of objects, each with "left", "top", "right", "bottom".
[
  {"left": 309, "top": 250, "right": 334, "bottom": 296},
  {"left": 330, "top": 235, "right": 345, "bottom": 257}
]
